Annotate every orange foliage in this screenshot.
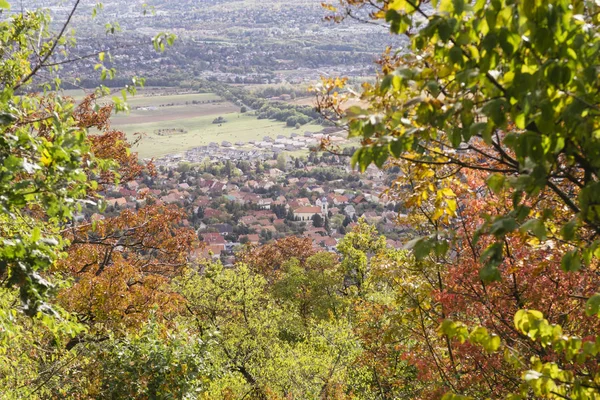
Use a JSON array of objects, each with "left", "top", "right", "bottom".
[
  {"left": 57, "top": 203, "right": 197, "bottom": 330},
  {"left": 237, "top": 236, "right": 317, "bottom": 282},
  {"left": 74, "top": 94, "right": 155, "bottom": 186},
  {"left": 382, "top": 167, "right": 600, "bottom": 397}
]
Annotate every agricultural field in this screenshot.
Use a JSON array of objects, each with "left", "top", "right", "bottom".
[
  {"left": 118, "top": 113, "right": 323, "bottom": 159},
  {"left": 71, "top": 89, "right": 322, "bottom": 159},
  {"left": 60, "top": 88, "right": 323, "bottom": 159}
]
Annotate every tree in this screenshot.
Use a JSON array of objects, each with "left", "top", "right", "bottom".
[
  {"left": 255, "top": 161, "right": 264, "bottom": 174},
  {"left": 238, "top": 236, "right": 317, "bottom": 281},
  {"left": 0, "top": 1, "right": 186, "bottom": 396},
  {"left": 311, "top": 213, "right": 324, "bottom": 228},
  {"left": 272, "top": 252, "right": 343, "bottom": 323},
  {"left": 321, "top": 0, "right": 600, "bottom": 280},
  {"left": 276, "top": 152, "right": 287, "bottom": 171},
  {"left": 342, "top": 215, "right": 352, "bottom": 227},
  {"left": 89, "top": 319, "right": 211, "bottom": 399},
  {"left": 0, "top": 6, "right": 99, "bottom": 313},
  {"left": 177, "top": 162, "right": 191, "bottom": 173},
  {"left": 177, "top": 262, "right": 359, "bottom": 399},
  {"left": 224, "top": 159, "right": 233, "bottom": 178},
  {"left": 0, "top": 0, "right": 176, "bottom": 314},
  {"left": 286, "top": 208, "right": 296, "bottom": 221},
  {"left": 318, "top": 0, "right": 600, "bottom": 398},
  {"left": 57, "top": 204, "right": 196, "bottom": 332},
  {"left": 336, "top": 218, "right": 386, "bottom": 295}
]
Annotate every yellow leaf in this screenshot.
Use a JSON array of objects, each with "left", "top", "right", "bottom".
[{"left": 41, "top": 149, "right": 52, "bottom": 166}]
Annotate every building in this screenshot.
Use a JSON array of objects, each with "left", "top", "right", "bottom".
[
  {"left": 293, "top": 206, "right": 323, "bottom": 222},
  {"left": 315, "top": 197, "right": 329, "bottom": 215}
]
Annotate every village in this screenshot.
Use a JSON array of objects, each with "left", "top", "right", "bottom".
[{"left": 90, "top": 140, "right": 410, "bottom": 266}]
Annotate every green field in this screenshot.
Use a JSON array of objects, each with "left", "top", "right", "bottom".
[
  {"left": 115, "top": 113, "right": 323, "bottom": 159},
  {"left": 63, "top": 88, "right": 324, "bottom": 159}
]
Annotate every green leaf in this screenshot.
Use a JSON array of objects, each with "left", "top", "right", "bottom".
[
  {"left": 390, "top": 138, "right": 406, "bottom": 157},
  {"left": 0, "top": 0, "right": 10, "bottom": 9},
  {"left": 372, "top": 146, "right": 389, "bottom": 168},
  {"left": 519, "top": 219, "right": 547, "bottom": 241},
  {"left": 441, "top": 394, "right": 473, "bottom": 400},
  {"left": 489, "top": 217, "right": 517, "bottom": 236},
  {"left": 479, "top": 242, "right": 503, "bottom": 282},
  {"left": 486, "top": 173, "right": 505, "bottom": 195},
  {"left": 404, "top": 236, "right": 432, "bottom": 260},
  {"left": 469, "top": 326, "right": 501, "bottom": 352},
  {"left": 439, "top": 320, "right": 469, "bottom": 342},
  {"left": 515, "top": 113, "right": 525, "bottom": 129},
  {"left": 481, "top": 98, "right": 508, "bottom": 127},
  {"left": 585, "top": 294, "right": 600, "bottom": 317},
  {"left": 560, "top": 250, "right": 581, "bottom": 272},
  {"left": 479, "top": 263, "right": 501, "bottom": 283}
]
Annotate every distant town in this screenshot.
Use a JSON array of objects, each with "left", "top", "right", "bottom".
[{"left": 85, "top": 133, "right": 409, "bottom": 266}]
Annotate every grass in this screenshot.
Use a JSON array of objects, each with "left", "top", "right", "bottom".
[
  {"left": 117, "top": 113, "right": 323, "bottom": 159},
  {"left": 61, "top": 87, "right": 325, "bottom": 159}
]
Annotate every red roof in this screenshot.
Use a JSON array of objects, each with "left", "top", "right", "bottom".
[
  {"left": 202, "top": 232, "right": 225, "bottom": 245},
  {"left": 294, "top": 206, "right": 321, "bottom": 214}
]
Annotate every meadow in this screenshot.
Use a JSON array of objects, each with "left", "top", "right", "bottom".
[
  {"left": 74, "top": 88, "right": 325, "bottom": 159},
  {"left": 61, "top": 88, "right": 323, "bottom": 158},
  {"left": 116, "top": 112, "right": 322, "bottom": 159}
]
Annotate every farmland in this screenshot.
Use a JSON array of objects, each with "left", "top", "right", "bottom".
[
  {"left": 117, "top": 113, "right": 322, "bottom": 159},
  {"left": 76, "top": 89, "right": 325, "bottom": 159}
]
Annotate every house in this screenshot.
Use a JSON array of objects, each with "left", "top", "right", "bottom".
[
  {"left": 329, "top": 194, "right": 349, "bottom": 205},
  {"left": 269, "top": 168, "right": 284, "bottom": 177},
  {"left": 260, "top": 181, "right": 275, "bottom": 190},
  {"left": 194, "top": 245, "right": 224, "bottom": 260},
  {"left": 119, "top": 188, "right": 136, "bottom": 197},
  {"left": 242, "top": 234, "right": 260, "bottom": 245},
  {"left": 344, "top": 205, "right": 357, "bottom": 218},
  {"left": 212, "top": 223, "right": 233, "bottom": 236},
  {"left": 293, "top": 206, "right": 323, "bottom": 222},
  {"left": 261, "top": 225, "right": 277, "bottom": 233},
  {"left": 126, "top": 181, "right": 140, "bottom": 191},
  {"left": 296, "top": 198, "right": 311, "bottom": 207},
  {"left": 161, "top": 193, "right": 182, "bottom": 204},
  {"left": 202, "top": 232, "right": 225, "bottom": 246},
  {"left": 258, "top": 198, "right": 273, "bottom": 210},
  {"left": 210, "top": 182, "right": 227, "bottom": 194},
  {"left": 363, "top": 211, "right": 382, "bottom": 223},
  {"left": 353, "top": 195, "right": 366, "bottom": 205},
  {"left": 107, "top": 197, "right": 127, "bottom": 207},
  {"left": 204, "top": 208, "right": 222, "bottom": 219},
  {"left": 320, "top": 237, "right": 338, "bottom": 251},
  {"left": 307, "top": 227, "right": 327, "bottom": 236}
]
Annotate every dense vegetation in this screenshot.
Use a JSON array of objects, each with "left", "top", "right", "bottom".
[
  {"left": 208, "top": 82, "right": 326, "bottom": 126},
  {"left": 2, "top": 0, "right": 600, "bottom": 399}
]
